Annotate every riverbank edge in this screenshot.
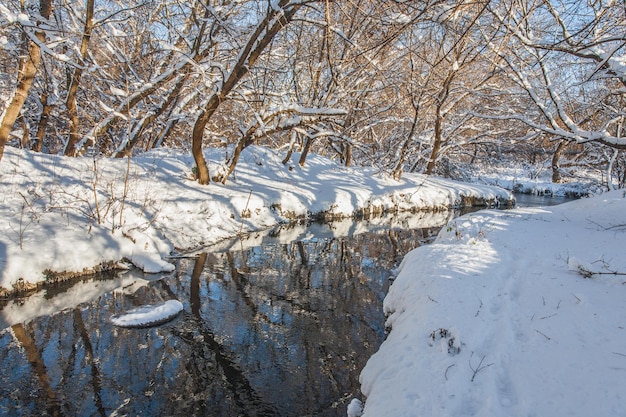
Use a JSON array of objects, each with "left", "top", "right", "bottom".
[
  {"left": 1, "top": 144, "right": 520, "bottom": 300},
  {"left": 0, "top": 192, "right": 513, "bottom": 301},
  {"left": 357, "top": 190, "right": 626, "bottom": 417}
]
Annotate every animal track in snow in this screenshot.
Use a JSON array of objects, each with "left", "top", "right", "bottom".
[{"left": 429, "top": 328, "right": 461, "bottom": 355}]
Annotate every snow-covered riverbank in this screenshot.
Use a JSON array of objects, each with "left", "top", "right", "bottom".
[
  {"left": 356, "top": 190, "right": 626, "bottom": 417},
  {"left": 0, "top": 145, "right": 512, "bottom": 294},
  {"left": 2, "top": 144, "right": 624, "bottom": 416}
]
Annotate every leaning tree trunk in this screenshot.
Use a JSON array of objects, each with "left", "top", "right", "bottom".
[
  {"left": 0, "top": 0, "right": 52, "bottom": 162},
  {"left": 191, "top": 0, "right": 303, "bottom": 184},
  {"left": 299, "top": 137, "right": 314, "bottom": 167}
]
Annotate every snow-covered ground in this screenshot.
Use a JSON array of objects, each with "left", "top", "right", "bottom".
[
  {"left": 466, "top": 159, "right": 605, "bottom": 196},
  {"left": 356, "top": 190, "right": 626, "bottom": 417},
  {"left": 0, "top": 145, "right": 511, "bottom": 293}
]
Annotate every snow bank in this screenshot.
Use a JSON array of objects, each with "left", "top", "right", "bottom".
[
  {"left": 0, "top": 145, "right": 512, "bottom": 291},
  {"left": 466, "top": 160, "right": 603, "bottom": 196},
  {"left": 359, "top": 191, "right": 626, "bottom": 417}
]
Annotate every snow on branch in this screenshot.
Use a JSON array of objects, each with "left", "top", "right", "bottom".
[
  {"left": 262, "top": 104, "right": 348, "bottom": 119},
  {"left": 480, "top": 29, "right": 626, "bottom": 150},
  {"left": 244, "top": 104, "right": 347, "bottom": 142},
  {"left": 473, "top": 111, "right": 626, "bottom": 150},
  {"left": 494, "top": 2, "right": 626, "bottom": 86},
  {"left": 74, "top": 62, "right": 190, "bottom": 154}
]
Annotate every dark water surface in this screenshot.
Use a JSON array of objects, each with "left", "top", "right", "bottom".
[
  {"left": 0, "top": 213, "right": 451, "bottom": 417},
  {"left": 512, "top": 192, "right": 576, "bottom": 207}
]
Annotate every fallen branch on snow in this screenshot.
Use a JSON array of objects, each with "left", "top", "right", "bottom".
[{"left": 568, "top": 257, "right": 626, "bottom": 279}]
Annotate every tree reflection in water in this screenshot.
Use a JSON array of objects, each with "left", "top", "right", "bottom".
[{"left": 0, "top": 224, "right": 440, "bottom": 417}]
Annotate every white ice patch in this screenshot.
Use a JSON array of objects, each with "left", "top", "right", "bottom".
[{"left": 110, "top": 299, "right": 183, "bottom": 328}]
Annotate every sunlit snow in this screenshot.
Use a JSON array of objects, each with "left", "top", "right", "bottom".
[
  {"left": 358, "top": 191, "right": 626, "bottom": 417},
  {"left": 0, "top": 145, "right": 511, "bottom": 290}
]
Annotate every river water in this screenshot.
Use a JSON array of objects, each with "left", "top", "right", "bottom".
[{"left": 0, "top": 196, "right": 570, "bottom": 417}]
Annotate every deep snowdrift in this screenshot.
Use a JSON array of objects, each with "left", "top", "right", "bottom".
[
  {"left": 0, "top": 145, "right": 512, "bottom": 292},
  {"left": 358, "top": 191, "right": 626, "bottom": 417}
]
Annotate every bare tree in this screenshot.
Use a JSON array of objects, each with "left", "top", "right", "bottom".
[
  {"left": 0, "top": 0, "right": 52, "bottom": 161},
  {"left": 486, "top": 0, "right": 626, "bottom": 150},
  {"left": 191, "top": 1, "right": 310, "bottom": 184},
  {"left": 63, "top": 0, "right": 95, "bottom": 156}
]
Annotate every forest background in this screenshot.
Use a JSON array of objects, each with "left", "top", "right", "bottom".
[{"left": 0, "top": 0, "right": 625, "bottom": 189}]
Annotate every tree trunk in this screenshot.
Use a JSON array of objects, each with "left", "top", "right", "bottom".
[
  {"left": 606, "top": 148, "right": 619, "bottom": 190},
  {"left": 299, "top": 137, "right": 313, "bottom": 167},
  {"left": 0, "top": 0, "right": 52, "bottom": 162},
  {"left": 393, "top": 104, "right": 420, "bottom": 179},
  {"left": 219, "top": 135, "right": 248, "bottom": 184},
  {"left": 192, "top": 101, "right": 217, "bottom": 184},
  {"left": 218, "top": 114, "right": 311, "bottom": 183},
  {"left": 191, "top": 1, "right": 302, "bottom": 184},
  {"left": 426, "top": 109, "right": 444, "bottom": 175},
  {"left": 20, "top": 117, "right": 30, "bottom": 148},
  {"left": 551, "top": 139, "right": 567, "bottom": 183},
  {"left": 426, "top": 72, "right": 454, "bottom": 175},
  {"left": 32, "top": 90, "right": 52, "bottom": 152},
  {"left": 344, "top": 142, "right": 352, "bottom": 167},
  {"left": 64, "top": 0, "right": 95, "bottom": 156},
  {"left": 282, "top": 135, "right": 296, "bottom": 165}
]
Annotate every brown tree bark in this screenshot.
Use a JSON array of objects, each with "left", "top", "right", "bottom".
[
  {"left": 0, "top": 0, "right": 52, "bottom": 162},
  {"left": 32, "top": 89, "right": 52, "bottom": 152},
  {"left": 64, "top": 0, "right": 95, "bottom": 156},
  {"left": 343, "top": 142, "right": 352, "bottom": 167},
  {"left": 426, "top": 72, "right": 454, "bottom": 175},
  {"left": 191, "top": 1, "right": 303, "bottom": 184},
  {"left": 393, "top": 101, "right": 420, "bottom": 179},
  {"left": 299, "top": 137, "right": 313, "bottom": 167}
]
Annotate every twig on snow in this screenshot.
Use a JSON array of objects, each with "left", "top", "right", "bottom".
[
  {"left": 445, "top": 364, "right": 456, "bottom": 381},
  {"left": 535, "top": 329, "right": 551, "bottom": 341},
  {"left": 469, "top": 352, "right": 493, "bottom": 382}
]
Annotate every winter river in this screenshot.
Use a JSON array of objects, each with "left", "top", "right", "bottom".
[{"left": 0, "top": 195, "right": 571, "bottom": 417}]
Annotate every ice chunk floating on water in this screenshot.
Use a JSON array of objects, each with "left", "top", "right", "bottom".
[{"left": 110, "top": 300, "right": 183, "bottom": 328}]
